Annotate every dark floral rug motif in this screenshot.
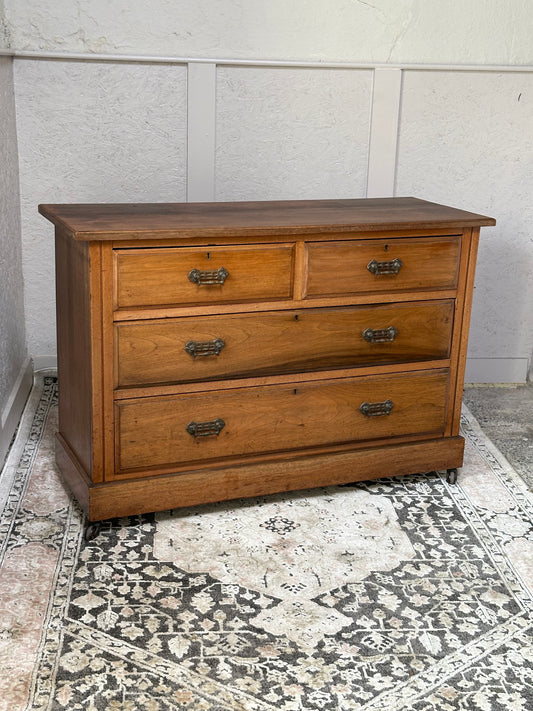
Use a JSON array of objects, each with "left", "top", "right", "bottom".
[{"left": 1, "top": 375, "right": 532, "bottom": 710}]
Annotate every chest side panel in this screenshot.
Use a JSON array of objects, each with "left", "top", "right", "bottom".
[{"left": 55, "top": 232, "right": 104, "bottom": 482}]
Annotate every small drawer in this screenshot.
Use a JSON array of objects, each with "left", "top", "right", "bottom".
[
  {"left": 306, "top": 236, "right": 461, "bottom": 297},
  {"left": 115, "top": 300, "right": 454, "bottom": 388},
  {"left": 115, "top": 369, "right": 449, "bottom": 473},
  {"left": 114, "top": 244, "right": 294, "bottom": 309}
]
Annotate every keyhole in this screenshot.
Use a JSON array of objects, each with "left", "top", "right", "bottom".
[
  {"left": 384, "top": 244, "right": 389, "bottom": 252},
  {"left": 206, "top": 252, "right": 210, "bottom": 259},
  {"left": 294, "top": 314, "right": 299, "bottom": 321}
]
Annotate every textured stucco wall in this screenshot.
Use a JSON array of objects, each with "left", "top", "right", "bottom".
[
  {"left": 14, "top": 60, "right": 187, "bottom": 359},
  {"left": 396, "top": 71, "right": 533, "bottom": 377},
  {"left": 0, "top": 0, "right": 10, "bottom": 49},
  {"left": 0, "top": 56, "right": 27, "bottom": 409},
  {"left": 4, "top": 0, "right": 533, "bottom": 64}
]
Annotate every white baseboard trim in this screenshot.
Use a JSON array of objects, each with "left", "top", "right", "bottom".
[
  {"left": 0, "top": 357, "right": 34, "bottom": 467},
  {"left": 465, "top": 357, "right": 530, "bottom": 384},
  {"left": 33, "top": 355, "right": 58, "bottom": 372}
]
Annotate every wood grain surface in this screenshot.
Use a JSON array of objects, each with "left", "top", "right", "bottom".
[
  {"left": 42, "top": 198, "right": 494, "bottom": 520},
  {"left": 115, "top": 369, "right": 449, "bottom": 473},
  {"left": 39, "top": 197, "right": 495, "bottom": 242},
  {"left": 114, "top": 244, "right": 294, "bottom": 308},
  {"left": 115, "top": 301, "right": 454, "bottom": 387},
  {"left": 306, "top": 236, "right": 461, "bottom": 296}
]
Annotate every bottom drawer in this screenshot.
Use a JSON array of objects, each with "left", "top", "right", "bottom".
[{"left": 116, "top": 369, "right": 449, "bottom": 474}]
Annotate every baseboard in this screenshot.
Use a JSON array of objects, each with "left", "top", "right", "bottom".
[
  {"left": 0, "top": 357, "right": 34, "bottom": 467},
  {"left": 465, "top": 357, "right": 530, "bottom": 384},
  {"left": 33, "top": 355, "right": 58, "bottom": 372}
]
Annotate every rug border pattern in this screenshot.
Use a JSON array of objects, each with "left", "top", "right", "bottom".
[{"left": 1, "top": 376, "right": 532, "bottom": 711}]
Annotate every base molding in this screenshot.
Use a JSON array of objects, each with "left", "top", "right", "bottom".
[
  {"left": 465, "top": 357, "right": 529, "bottom": 384},
  {"left": 56, "top": 433, "right": 465, "bottom": 522},
  {"left": 0, "top": 358, "right": 33, "bottom": 467},
  {"left": 33, "top": 355, "right": 58, "bottom": 372}
]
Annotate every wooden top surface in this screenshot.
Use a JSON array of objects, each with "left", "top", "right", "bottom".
[{"left": 38, "top": 197, "right": 496, "bottom": 241}]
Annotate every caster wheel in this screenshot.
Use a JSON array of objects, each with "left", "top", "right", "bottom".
[
  {"left": 84, "top": 522, "right": 101, "bottom": 541},
  {"left": 446, "top": 468, "right": 458, "bottom": 485}
]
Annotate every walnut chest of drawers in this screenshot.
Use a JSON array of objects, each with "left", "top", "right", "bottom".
[{"left": 39, "top": 198, "right": 495, "bottom": 522}]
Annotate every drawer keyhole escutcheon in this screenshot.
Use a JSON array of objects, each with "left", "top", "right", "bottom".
[
  {"left": 184, "top": 338, "right": 226, "bottom": 358},
  {"left": 367, "top": 258, "right": 403, "bottom": 276},
  {"left": 188, "top": 266, "right": 229, "bottom": 286},
  {"left": 359, "top": 400, "right": 394, "bottom": 417},
  {"left": 186, "top": 418, "right": 226, "bottom": 438},
  {"left": 362, "top": 326, "right": 398, "bottom": 344}
]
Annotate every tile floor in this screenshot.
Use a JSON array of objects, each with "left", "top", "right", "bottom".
[{"left": 463, "top": 383, "right": 533, "bottom": 489}]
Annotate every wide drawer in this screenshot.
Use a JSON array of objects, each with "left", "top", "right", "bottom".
[
  {"left": 114, "top": 244, "right": 294, "bottom": 309},
  {"left": 115, "top": 300, "right": 454, "bottom": 387},
  {"left": 306, "top": 236, "right": 461, "bottom": 297},
  {"left": 115, "top": 369, "right": 449, "bottom": 473}
]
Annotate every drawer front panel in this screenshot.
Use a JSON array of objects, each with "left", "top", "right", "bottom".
[
  {"left": 116, "top": 370, "right": 449, "bottom": 473},
  {"left": 115, "top": 245, "right": 294, "bottom": 309},
  {"left": 306, "top": 236, "right": 461, "bottom": 297},
  {"left": 115, "top": 300, "right": 454, "bottom": 387}
]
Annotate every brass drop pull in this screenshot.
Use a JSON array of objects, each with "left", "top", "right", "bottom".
[
  {"left": 188, "top": 266, "right": 229, "bottom": 286},
  {"left": 367, "top": 258, "right": 403, "bottom": 276},
  {"left": 362, "top": 326, "right": 398, "bottom": 344},
  {"left": 186, "top": 418, "right": 226, "bottom": 437},
  {"left": 359, "top": 399, "right": 394, "bottom": 417},
  {"left": 184, "top": 338, "right": 225, "bottom": 358}
]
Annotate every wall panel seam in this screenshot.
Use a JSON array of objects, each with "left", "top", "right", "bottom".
[
  {"left": 366, "top": 68, "right": 403, "bottom": 198},
  {"left": 187, "top": 63, "right": 216, "bottom": 202}
]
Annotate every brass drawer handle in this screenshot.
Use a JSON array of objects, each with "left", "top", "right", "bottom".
[
  {"left": 186, "top": 418, "right": 226, "bottom": 437},
  {"left": 362, "top": 326, "right": 398, "bottom": 344},
  {"left": 367, "top": 258, "right": 403, "bottom": 276},
  {"left": 359, "top": 399, "right": 394, "bottom": 417},
  {"left": 188, "top": 266, "right": 229, "bottom": 286},
  {"left": 184, "top": 338, "right": 225, "bottom": 358}
]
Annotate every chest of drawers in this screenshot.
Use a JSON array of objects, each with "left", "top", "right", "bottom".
[{"left": 39, "top": 198, "right": 495, "bottom": 523}]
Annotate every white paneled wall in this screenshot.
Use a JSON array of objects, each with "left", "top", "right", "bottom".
[
  {"left": 216, "top": 67, "right": 372, "bottom": 201},
  {"left": 14, "top": 59, "right": 188, "bottom": 361},
  {"left": 7, "top": 54, "right": 533, "bottom": 382},
  {"left": 396, "top": 70, "right": 533, "bottom": 382}
]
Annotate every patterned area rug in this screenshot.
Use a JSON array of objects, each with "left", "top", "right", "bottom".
[{"left": 1, "top": 375, "right": 532, "bottom": 710}]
